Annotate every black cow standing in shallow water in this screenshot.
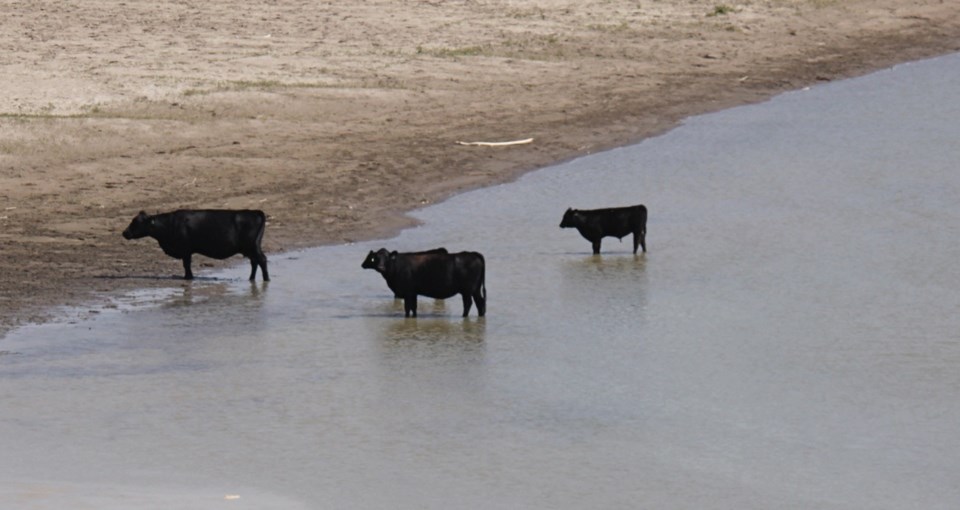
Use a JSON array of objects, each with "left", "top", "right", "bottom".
[
  {"left": 362, "top": 248, "right": 486, "bottom": 317},
  {"left": 122, "top": 209, "right": 269, "bottom": 281},
  {"left": 363, "top": 247, "right": 448, "bottom": 299},
  {"left": 560, "top": 204, "right": 647, "bottom": 254}
]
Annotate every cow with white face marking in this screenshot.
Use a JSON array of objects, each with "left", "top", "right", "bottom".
[
  {"left": 362, "top": 247, "right": 448, "bottom": 299},
  {"left": 362, "top": 248, "right": 485, "bottom": 317}
]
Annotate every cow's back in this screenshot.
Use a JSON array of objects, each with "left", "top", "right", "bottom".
[
  {"left": 404, "top": 253, "right": 459, "bottom": 299},
  {"left": 173, "top": 209, "right": 266, "bottom": 259},
  {"left": 589, "top": 206, "right": 641, "bottom": 237},
  {"left": 388, "top": 251, "right": 483, "bottom": 300}
]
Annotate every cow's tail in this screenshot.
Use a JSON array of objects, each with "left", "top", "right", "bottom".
[
  {"left": 254, "top": 210, "right": 268, "bottom": 247},
  {"left": 478, "top": 252, "right": 486, "bottom": 302},
  {"left": 481, "top": 264, "right": 487, "bottom": 303},
  {"left": 638, "top": 204, "right": 648, "bottom": 236}
]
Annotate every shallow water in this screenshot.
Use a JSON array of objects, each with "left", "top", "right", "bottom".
[{"left": 3, "top": 54, "right": 960, "bottom": 509}]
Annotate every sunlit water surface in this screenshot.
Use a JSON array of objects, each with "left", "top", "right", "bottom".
[{"left": 3, "top": 54, "right": 960, "bottom": 509}]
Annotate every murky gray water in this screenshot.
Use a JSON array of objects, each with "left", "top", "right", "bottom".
[{"left": 4, "top": 53, "right": 960, "bottom": 509}]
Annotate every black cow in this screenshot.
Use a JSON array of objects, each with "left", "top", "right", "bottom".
[
  {"left": 559, "top": 204, "right": 647, "bottom": 254},
  {"left": 362, "top": 248, "right": 486, "bottom": 317},
  {"left": 362, "top": 247, "right": 448, "bottom": 299},
  {"left": 122, "top": 209, "right": 269, "bottom": 281}
]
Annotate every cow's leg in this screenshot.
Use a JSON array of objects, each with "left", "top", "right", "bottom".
[
  {"left": 591, "top": 239, "right": 602, "bottom": 255},
  {"left": 182, "top": 255, "right": 194, "bottom": 280},
  {"left": 404, "top": 295, "right": 417, "bottom": 317},
  {"left": 258, "top": 253, "right": 269, "bottom": 281},
  {"left": 474, "top": 287, "right": 486, "bottom": 317},
  {"left": 461, "top": 293, "right": 473, "bottom": 317},
  {"left": 632, "top": 231, "right": 645, "bottom": 254},
  {"left": 249, "top": 251, "right": 269, "bottom": 281}
]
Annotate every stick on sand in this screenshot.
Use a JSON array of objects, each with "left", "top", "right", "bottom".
[{"left": 455, "top": 138, "right": 534, "bottom": 147}]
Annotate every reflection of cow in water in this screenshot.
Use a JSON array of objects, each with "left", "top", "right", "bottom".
[
  {"left": 362, "top": 248, "right": 486, "bottom": 317},
  {"left": 122, "top": 209, "right": 269, "bottom": 281},
  {"left": 363, "top": 248, "right": 447, "bottom": 299},
  {"left": 560, "top": 204, "right": 647, "bottom": 254}
]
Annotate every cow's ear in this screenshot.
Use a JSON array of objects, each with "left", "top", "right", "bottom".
[{"left": 389, "top": 251, "right": 398, "bottom": 258}]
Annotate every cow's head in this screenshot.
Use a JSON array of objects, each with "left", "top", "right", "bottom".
[
  {"left": 559, "top": 208, "right": 578, "bottom": 228},
  {"left": 361, "top": 248, "right": 390, "bottom": 273},
  {"left": 122, "top": 211, "right": 152, "bottom": 240}
]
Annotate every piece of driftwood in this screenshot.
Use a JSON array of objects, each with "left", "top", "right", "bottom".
[{"left": 455, "top": 138, "right": 534, "bottom": 147}]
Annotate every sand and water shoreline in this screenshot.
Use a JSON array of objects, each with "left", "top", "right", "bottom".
[{"left": 2, "top": 1, "right": 960, "bottom": 333}]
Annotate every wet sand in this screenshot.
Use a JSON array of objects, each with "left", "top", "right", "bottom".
[{"left": 2, "top": 0, "right": 960, "bottom": 332}]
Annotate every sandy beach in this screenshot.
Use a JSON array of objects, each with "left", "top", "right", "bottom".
[{"left": 2, "top": 0, "right": 959, "bottom": 332}]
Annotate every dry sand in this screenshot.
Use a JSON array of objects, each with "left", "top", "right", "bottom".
[{"left": 2, "top": 0, "right": 960, "bottom": 332}]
